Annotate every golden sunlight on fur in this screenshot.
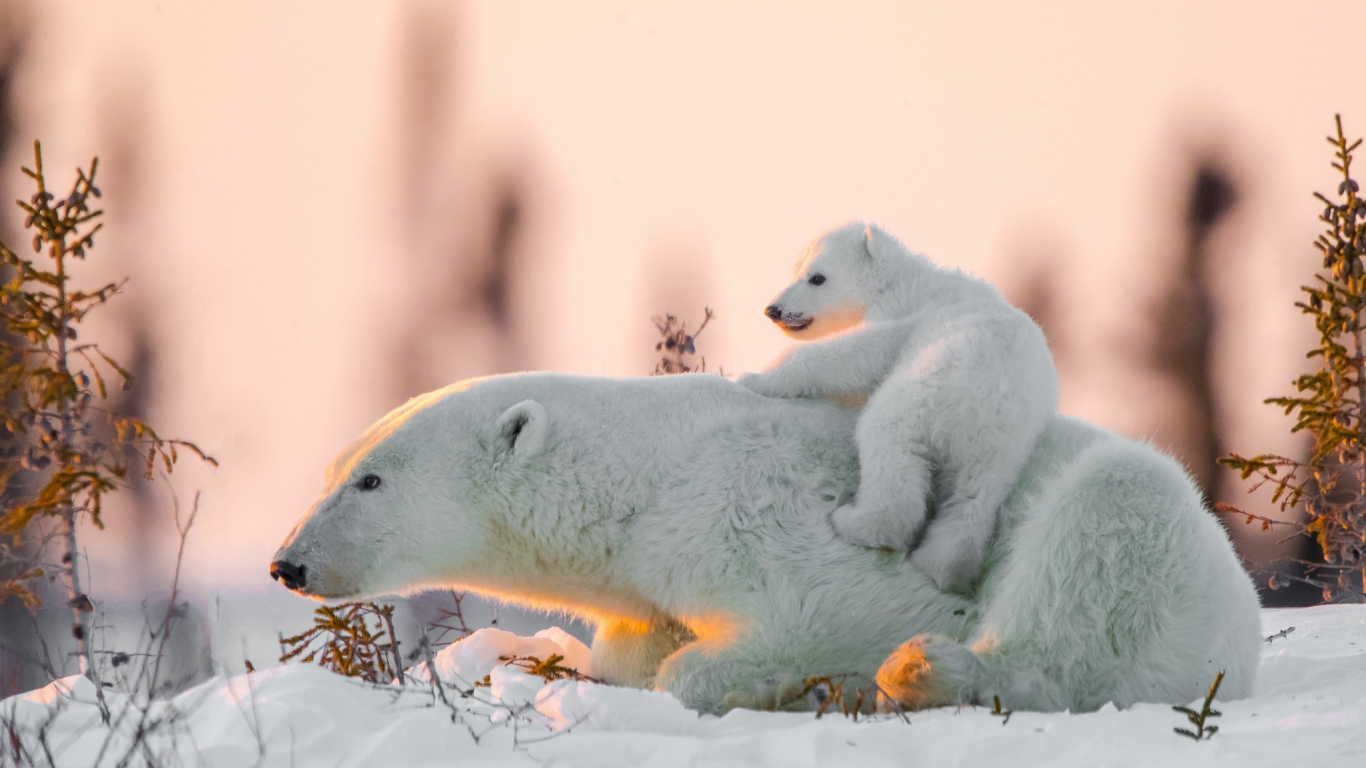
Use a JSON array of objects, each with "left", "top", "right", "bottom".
[{"left": 876, "top": 636, "right": 960, "bottom": 712}]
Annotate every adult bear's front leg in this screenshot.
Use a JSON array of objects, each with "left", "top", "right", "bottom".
[
  {"left": 590, "top": 615, "right": 694, "bottom": 689},
  {"left": 653, "top": 627, "right": 829, "bottom": 714},
  {"left": 653, "top": 637, "right": 754, "bottom": 714}
]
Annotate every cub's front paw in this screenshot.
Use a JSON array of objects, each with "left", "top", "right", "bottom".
[
  {"left": 736, "top": 372, "right": 784, "bottom": 398},
  {"left": 832, "top": 503, "right": 905, "bottom": 550}
]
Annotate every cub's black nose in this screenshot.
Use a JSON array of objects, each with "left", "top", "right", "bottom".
[
  {"left": 764, "top": 305, "right": 782, "bottom": 321},
  {"left": 270, "top": 560, "right": 307, "bottom": 591}
]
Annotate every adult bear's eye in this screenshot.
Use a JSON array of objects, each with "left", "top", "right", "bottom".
[
  {"left": 360, "top": 474, "right": 381, "bottom": 490},
  {"left": 808, "top": 274, "right": 826, "bottom": 286}
]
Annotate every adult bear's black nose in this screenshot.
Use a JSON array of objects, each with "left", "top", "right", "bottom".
[
  {"left": 764, "top": 305, "right": 782, "bottom": 321},
  {"left": 270, "top": 560, "right": 307, "bottom": 591}
]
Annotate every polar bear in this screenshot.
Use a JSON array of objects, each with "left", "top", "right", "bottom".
[
  {"left": 271, "top": 372, "right": 1260, "bottom": 715},
  {"left": 740, "top": 223, "right": 1059, "bottom": 592}
]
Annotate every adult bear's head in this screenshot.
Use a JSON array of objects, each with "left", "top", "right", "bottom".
[
  {"left": 270, "top": 377, "right": 552, "bottom": 601},
  {"left": 763, "top": 222, "right": 926, "bottom": 337}
]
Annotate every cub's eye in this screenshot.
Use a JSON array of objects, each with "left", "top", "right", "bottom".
[
  {"left": 808, "top": 274, "right": 826, "bottom": 286},
  {"left": 360, "top": 474, "right": 381, "bottom": 491}
]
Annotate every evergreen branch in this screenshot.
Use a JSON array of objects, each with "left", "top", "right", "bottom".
[{"left": 1172, "top": 670, "right": 1223, "bottom": 741}]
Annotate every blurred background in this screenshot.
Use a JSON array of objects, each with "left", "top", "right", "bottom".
[{"left": 1, "top": 0, "right": 1362, "bottom": 693}]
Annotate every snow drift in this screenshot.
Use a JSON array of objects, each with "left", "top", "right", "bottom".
[{"left": 3, "top": 606, "right": 1362, "bottom": 767}]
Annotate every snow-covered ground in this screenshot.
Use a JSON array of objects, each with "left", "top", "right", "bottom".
[{"left": 4, "top": 606, "right": 1363, "bottom": 767}]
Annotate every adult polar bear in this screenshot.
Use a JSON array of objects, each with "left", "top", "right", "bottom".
[{"left": 271, "top": 372, "right": 1261, "bottom": 714}]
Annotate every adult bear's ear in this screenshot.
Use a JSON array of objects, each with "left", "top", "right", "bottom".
[{"left": 493, "top": 400, "right": 548, "bottom": 463}]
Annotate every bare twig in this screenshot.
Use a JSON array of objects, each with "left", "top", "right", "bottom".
[
  {"left": 1265, "top": 626, "right": 1295, "bottom": 643},
  {"left": 651, "top": 307, "right": 714, "bottom": 375}
]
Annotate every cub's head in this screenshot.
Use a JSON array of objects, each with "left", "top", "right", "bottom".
[
  {"left": 763, "top": 222, "right": 900, "bottom": 339},
  {"left": 270, "top": 380, "right": 548, "bottom": 601}
]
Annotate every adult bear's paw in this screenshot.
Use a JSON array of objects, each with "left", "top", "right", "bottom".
[
  {"left": 719, "top": 672, "right": 812, "bottom": 713},
  {"left": 875, "top": 635, "right": 983, "bottom": 711}
]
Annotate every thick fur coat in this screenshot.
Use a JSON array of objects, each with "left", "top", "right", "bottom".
[
  {"left": 741, "top": 223, "right": 1060, "bottom": 592},
  {"left": 273, "top": 373, "right": 1260, "bottom": 715}
]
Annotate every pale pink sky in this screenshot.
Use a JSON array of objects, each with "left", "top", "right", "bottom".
[{"left": 8, "top": 0, "right": 1362, "bottom": 591}]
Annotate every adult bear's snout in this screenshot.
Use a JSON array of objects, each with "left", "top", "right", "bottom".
[
  {"left": 764, "top": 305, "right": 783, "bottom": 321},
  {"left": 270, "top": 559, "right": 307, "bottom": 591}
]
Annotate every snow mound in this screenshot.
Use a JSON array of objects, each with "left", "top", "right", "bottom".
[
  {"left": 408, "top": 626, "right": 593, "bottom": 688},
  {"left": 536, "top": 678, "right": 700, "bottom": 733},
  {"left": 3, "top": 609, "right": 1363, "bottom": 767}
]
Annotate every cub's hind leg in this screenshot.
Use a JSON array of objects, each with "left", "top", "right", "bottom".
[
  {"left": 908, "top": 459, "right": 1017, "bottom": 593},
  {"left": 831, "top": 379, "right": 934, "bottom": 550},
  {"left": 908, "top": 341, "right": 1057, "bottom": 592}
]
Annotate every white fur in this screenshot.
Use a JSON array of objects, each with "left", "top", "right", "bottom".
[
  {"left": 740, "top": 222, "right": 1060, "bottom": 593},
  {"left": 273, "top": 373, "right": 1260, "bottom": 715}
]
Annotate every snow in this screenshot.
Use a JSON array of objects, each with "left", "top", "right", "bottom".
[
  {"left": 4, "top": 606, "right": 1363, "bottom": 767},
  {"left": 408, "top": 626, "right": 594, "bottom": 689}
]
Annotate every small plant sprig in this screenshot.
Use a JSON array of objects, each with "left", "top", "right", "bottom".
[
  {"left": 1173, "top": 670, "right": 1223, "bottom": 741},
  {"left": 991, "top": 695, "right": 1012, "bottom": 725},
  {"left": 0, "top": 141, "right": 215, "bottom": 683},
  {"left": 783, "top": 673, "right": 908, "bottom": 723},
  {"left": 1265, "top": 626, "right": 1295, "bottom": 643},
  {"left": 1220, "top": 115, "right": 1366, "bottom": 601},
  {"left": 278, "top": 602, "right": 405, "bottom": 685},
  {"left": 497, "top": 653, "right": 598, "bottom": 684},
  {"left": 651, "top": 307, "right": 714, "bottom": 375},
  {"left": 811, "top": 674, "right": 868, "bottom": 720}
]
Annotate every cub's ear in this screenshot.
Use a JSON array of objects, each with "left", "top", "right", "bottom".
[
  {"left": 493, "top": 400, "right": 548, "bottom": 462},
  {"left": 862, "top": 224, "right": 888, "bottom": 260}
]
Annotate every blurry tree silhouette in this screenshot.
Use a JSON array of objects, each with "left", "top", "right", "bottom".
[
  {"left": 1002, "top": 232, "right": 1067, "bottom": 366},
  {"left": 0, "top": 3, "right": 32, "bottom": 698},
  {"left": 1150, "top": 160, "right": 1236, "bottom": 500},
  {"left": 481, "top": 186, "right": 522, "bottom": 331},
  {"left": 1146, "top": 157, "right": 1325, "bottom": 606},
  {"left": 392, "top": 0, "right": 533, "bottom": 398},
  {"left": 96, "top": 72, "right": 164, "bottom": 594},
  {"left": 390, "top": 0, "right": 539, "bottom": 641},
  {"left": 1008, "top": 147, "right": 1320, "bottom": 605},
  {"left": 1012, "top": 267, "right": 1062, "bottom": 355},
  {"left": 397, "top": 1, "right": 458, "bottom": 216}
]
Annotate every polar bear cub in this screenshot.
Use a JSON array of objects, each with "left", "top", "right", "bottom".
[{"left": 739, "top": 222, "right": 1059, "bottom": 592}]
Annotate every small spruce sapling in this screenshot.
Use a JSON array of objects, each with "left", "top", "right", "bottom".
[
  {"left": 278, "top": 602, "right": 406, "bottom": 685},
  {"left": 1220, "top": 115, "right": 1366, "bottom": 601},
  {"left": 1173, "top": 670, "right": 1223, "bottom": 741},
  {"left": 0, "top": 141, "right": 215, "bottom": 686}
]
